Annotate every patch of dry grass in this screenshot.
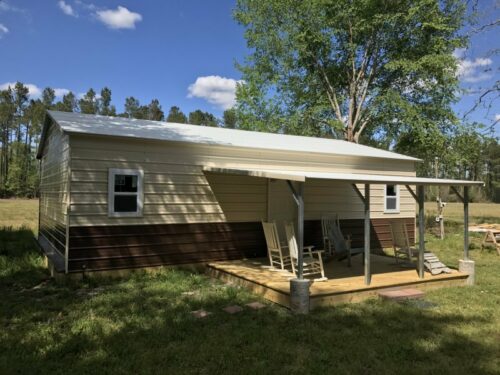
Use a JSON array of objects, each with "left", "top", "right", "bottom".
[
  {"left": 425, "top": 202, "right": 500, "bottom": 225},
  {"left": 0, "top": 199, "right": 39, "bottom": 232}
]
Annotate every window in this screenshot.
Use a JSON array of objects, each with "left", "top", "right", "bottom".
[
  {"left": 384, "top": 184, "right": 400, "bottom": 213},
  {"left": 108, "top": 169, "right": 143, "bottom": 217}
]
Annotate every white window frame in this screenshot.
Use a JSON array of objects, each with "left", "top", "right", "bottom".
[
  {"left": 384, "top": 184, "right": 400, "bottom": 213},
  {"left": 108, "top": 168, "right": 144, "bottom": 218}
]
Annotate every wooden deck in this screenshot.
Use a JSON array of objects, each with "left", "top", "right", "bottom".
[{"left": 207, "top": 254, "right": 469, "bottom": 309}]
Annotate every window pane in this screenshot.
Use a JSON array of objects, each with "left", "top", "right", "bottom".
[
  {"left": 114, "top": 195, "right": 138, "bottom": 212},
  {"left": 115, "top": 174, "right": 138, "bottom": 193},
  {"left": 386, "top": 185, "right": 397, "bottom": 197},
  {"left": 386, "top": 197, "right": 397, "bottom": 210}
]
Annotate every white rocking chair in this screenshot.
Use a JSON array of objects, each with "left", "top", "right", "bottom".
[
  {"left": 321, "top": 214, "right": 363, "bottom": 266},
  {"left": 284, "top": 222, "right": 326, "bottom": 280},
  {"left": 390, "top": 221, "right": 418, "bottom": 265},
  {"left": 262, "top": 221, "right": 291, "bottom": 270}
]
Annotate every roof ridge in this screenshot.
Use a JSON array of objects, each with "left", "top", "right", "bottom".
[{"left": 45, "top": 110, "right": 421, "bottom": 162}]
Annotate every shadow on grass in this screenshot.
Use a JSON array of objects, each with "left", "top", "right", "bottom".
[
  {"left": 0, "top": 226, "right": 49, "bottom": 288},
  {"left": 1, "top": 226, "right": 499, "bottom": 374},
  {"left": 1, "top": 267, "right": 498, "bottom": 375}
]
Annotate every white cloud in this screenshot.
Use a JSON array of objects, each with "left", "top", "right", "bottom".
[
  {"left": 0, "top": 24, "right": 8, "bottom": 38},
  {"left": 95, "top": 6, "right": 142, "bottom": 30},
  {"left": 75, "top": 1, "right": 96, "bottom": 11},
  {"left": 77, "top": 91, "right": 100, "bottom": 100},
  {"left": 0, "top": 1, "right": 25, "bottom": 13},
  {"left": 495, "top": 114, "right": 500, "bottom": 122},
  {"left": 58, "top": 1, "right": 77, "bottom": 17},
  {"left": 187, "top": 75, "right": 243, "bottom": 110},
  {"left": 0, "top": 83, "right": 71, "bottom": 98},
  {"left": 54, "top": 88, "right": 70, "bottom": 97},
  {"left": 0, "top": 82, "right": 42, "bottom": 97},
  {"left": 454, "top": 49, "right": 493, "bottom": 83}
]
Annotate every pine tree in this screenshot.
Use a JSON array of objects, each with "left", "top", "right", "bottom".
[
  {"left": 148, "top": 99, "right": 164, "bottom": 121},
  {"left": 79, "top": 88, "right": 98, "bottom": 114},
  {"left": 166, "top": 106, "right": 187, "bottom": 123}
]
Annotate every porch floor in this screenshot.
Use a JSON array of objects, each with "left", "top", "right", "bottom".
[{"left": 206, "top": 254, "right": 468, "bottom": 308}]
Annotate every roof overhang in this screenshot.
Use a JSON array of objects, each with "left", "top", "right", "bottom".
[{"left": 203, "top": 167, "right": 484, "bottom": 187}]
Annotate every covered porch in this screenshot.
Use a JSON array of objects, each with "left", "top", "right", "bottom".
[{"left": 204, "top": 167, "right": 483, "bottom": 311}]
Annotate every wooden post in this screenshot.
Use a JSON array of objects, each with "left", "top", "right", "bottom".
[
  {"left": 464, "top": 186, "right": 469, "bottom": 261},
  {"left": 417, "top": 185, "right": 425, "bottom": 279},
  {"left": 364, "top": 184, "right": 371, "bottom": 285}
]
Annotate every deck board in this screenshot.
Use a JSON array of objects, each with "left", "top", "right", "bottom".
[{"left": 207, "top": 255, "right": 468, "bottom": 308}]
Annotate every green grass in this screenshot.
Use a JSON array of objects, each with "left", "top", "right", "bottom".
[{"left": 1, "top": 199, "right": 499, "bottom": 374}]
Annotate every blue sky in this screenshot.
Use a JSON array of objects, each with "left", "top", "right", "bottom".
[{"left": 0, "top": 0, "right": 498, "bottom": 135}]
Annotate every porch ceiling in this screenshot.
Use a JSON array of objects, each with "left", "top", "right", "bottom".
[{"left": 203, "top": 166, "right": 484, "bottom": 186}]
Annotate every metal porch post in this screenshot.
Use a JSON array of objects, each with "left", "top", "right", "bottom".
[
  {"left": 463, "top": 186, "right": 469, "bottom": 260},
  {"left": 297, "top": 182, "right": 305, "bottom": 279},
  {"left": 417, "top": 185, "right": 425, "bottom": 279},
  {"left": 287, "top": 180, "right": 309, "bottom": 313},
  {"left": 364, "top": 184, "right": 371, "bottom": 285},
  {"left": 286, "top": 180, "right": 305, "bottom": 280}
]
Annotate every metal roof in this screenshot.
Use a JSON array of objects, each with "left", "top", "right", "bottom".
[
  {"left": 203, "top": 167, "right": 484, "bottom": 186},
  {"left": 42, "top": 110, "right": 420, "bottom": 162}
]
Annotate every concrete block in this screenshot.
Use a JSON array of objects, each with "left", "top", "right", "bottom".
[
  {"left": 290, "top": 278, "right": 310, "bottom": 314},
  {"left": 246, "top": 302, "right": 266, "bottom": 310},
  {"left": 459, "top": 259, "right": 475, "bottom": 286},
  {"left": 223, "top": 305, "right": 243, "bottom": 314}
]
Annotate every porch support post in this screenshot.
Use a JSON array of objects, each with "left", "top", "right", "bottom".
[
  {"left": 463, "top": 186, "right": 469, "bottom": 260},
  {"left": 297, "top": 182, "right": 305, "bottom": 279},
  {"left": 364, "top": 184, "right": 371, "bottom": 285},
  {"left": 287, "top": 180, "right": 305, "bottom": 280},
  {"left": 287, "top": 180, "right": 309, "bottom": 313},
  {"left": 417, "top": 185, "right": 425, "bottom": 279}
]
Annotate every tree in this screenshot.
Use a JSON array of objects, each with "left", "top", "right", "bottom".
[
  {"left": 99, "top": 87, "right": 116, "bottom": 116},
  {"left": 41, "top": 88, "right": 56, "bottom": 109},
  {"left": 223, "top": 108, "right": 237, "bottom": 128},
  {"left": 54, "top": 91, "right": 78, "bottom": 112},
  {"left": 79, "top": 88, "right": 98, "bottom": 114},
  {"left": 166, "top": 106, "right": 187, "bottom": 123},
  {"left": 234, "top": 0, "right": 465, "bottom": 144},
  {"left": 148, "top": 99, "right": 164, "bottom": 121},
  {"left": 12, "top": 82, "right": 29, "bottom": 143},
  {"left": 188, "top": 110, "right": 218, "bottom": 127},
  {"left": 0, "top": 88, "right": 15, "bottom": 195},
  {"left": 122, "top": 97, "right": 148, "bottom": 119}
]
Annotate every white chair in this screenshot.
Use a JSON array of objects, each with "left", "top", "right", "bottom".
[
  {"left": 262, "top": 221, "right": 291, "bottom": 270},
  {"left": 390, "top": 221, "right": 418, "bottom": 265},
  {"left": 284, "top": 221, "right": 326, "bottom": 280},
  {"left": 322, "top": 214, "right": 363, "bottom": 266}
]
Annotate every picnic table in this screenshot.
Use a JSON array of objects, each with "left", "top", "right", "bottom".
[{"left": 482, "top": 230, "right": 500, "bottom": 255}]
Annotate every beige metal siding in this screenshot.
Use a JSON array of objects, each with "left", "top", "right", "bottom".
[
  {"left": 69, "top": 134, "right": 416, "bottom": 227},
  {"left": 39, "top": 122, "right": 70, "bottom": 254}
]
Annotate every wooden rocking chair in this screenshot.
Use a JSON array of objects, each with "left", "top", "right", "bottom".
[
  {"left": 284, "top": 221, "right": 326, "bottom": 280},
  {"left": 262, "top": 221, "right": 291, "bottom": 270},
  {"left": 390, "top": 221, "right": 418, "bottom": 265}
]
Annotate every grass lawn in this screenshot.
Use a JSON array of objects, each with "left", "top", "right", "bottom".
[{"left": 1, "top": 199, "right": 499, "bottom": 374}]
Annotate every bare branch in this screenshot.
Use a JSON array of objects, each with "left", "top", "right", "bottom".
[
  {"left": 316, "top": 60, "right": 344, "bottom": 122},
  {"left": 470, "top": 19, "right": 500, "bottom": 35},
  {"left": 462, "top": 81, "right": 500, "bottom": 119}
]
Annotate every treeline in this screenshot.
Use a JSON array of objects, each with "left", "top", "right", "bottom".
[
  {"left": 0, "top": 82, "right": 499, "bottom": 201},
  {"left": 0, "top": 82, "right": 237, "bottom": 198}
]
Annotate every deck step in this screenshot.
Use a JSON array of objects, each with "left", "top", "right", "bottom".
[{"left": 378, "top": 288, "right": 425, "bottom": 301}]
